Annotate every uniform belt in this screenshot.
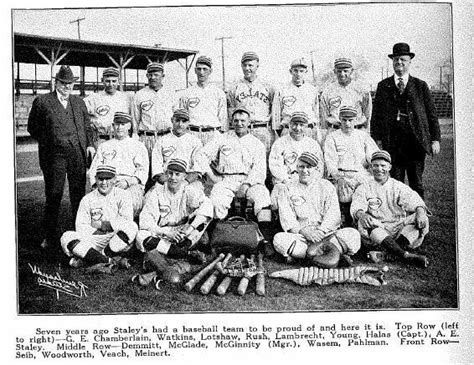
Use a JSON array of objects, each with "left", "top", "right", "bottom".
[
  {"left": 138, "top": 129, "right": 171, "bottom": 137},
  {"left": 219, "top": 172, "right": 247, "bottom": 176},
  {"left": 251, "top": 121, "right": 270, "bottom": 128},
  {"left": 327, "top": 123, "right": 365, "bottom": 130},
  {"left": 189, "top": 125, "right": 221, "bottom": 132},
  {"left": 98, "top": 134, "right": 111, "bottom": 140}
]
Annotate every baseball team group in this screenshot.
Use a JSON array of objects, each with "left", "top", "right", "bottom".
[{"left": 26, "top": 41, "right": 441, "bottom": 278}]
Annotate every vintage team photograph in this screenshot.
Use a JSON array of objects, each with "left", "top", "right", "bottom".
[{"left": 13, "top": 2, "right": 456, "bottom": 314}]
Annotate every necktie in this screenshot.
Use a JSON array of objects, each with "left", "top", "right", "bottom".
[{"left": 397, "top": 77, "right": 405, "bottom": 94}]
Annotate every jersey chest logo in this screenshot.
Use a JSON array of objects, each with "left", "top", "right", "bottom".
[
  {"left": 283, "top": 151, "right": 298, "bottom": 165},
  {"left": 140, "top": 100, "right": 154, "bottom": 111},
  {"left": 220, "top": 145, "right": 233, "bottom": 156},
  {"left": 90, "top": 208, "right": 103, "bottom": 221},
  {"left": 188, "top": 97, "right": 200, "bottom": 108},
  {"left": 101, "top": 149, "right": 117, "bottom": 163},
  {"left": 159, "top": 205, "right": 171, "bottom": 218},
  {"left": 96, "top": 105, "right": 111, "bottom": 116},
  {"left": 367, "top": 197, "right": 382, "bottom": 210},
  {"left": 329, "top": 96, "right": 342, "bottom": 109},
  {"left": 163, "top": 146, "right": 176, "bottom": 157},
  {"left": 282, "top": 96, "right": 296, "bottom": 107},
  {"left": 290, "top": 195, "right": 306, "bottom": 207}
]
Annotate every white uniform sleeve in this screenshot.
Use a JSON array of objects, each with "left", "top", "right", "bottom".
[
  {"left": 138, "top": 191, "right": 162, "bottom": 235},
  {"left": 189, "top": 138, "right": 204, "bottom": 173},
  {"left": 350, "top": 184, "right": 368, "bottom": 219},
  {"left": 88, "top": 143, "right": 104, "bottom": 187},
  {"left": 244, "top": 140, "right": 267, "bottom": 186},
  {"left": 271, "top": 88, "right": 283, "bottom": 130},
  {"left": 269, "top": 140, "right": 290, "bottom": 183},
  {"left": 131, "top": 93, "right": 140, "bottom": 134},
  {"left": 117, "top": 189, "right": 134, "bottom": 222},
  {"left": 318, "top": 182, "right": 341, "bottom": 233},
  {"left": 323, "top": 133, "right": 339, "bottom": 178},
  {"left": 132, "top": 143, "right": 149, "bottom": 185},
  {"left": 151, "top": 138, "right": 165, "bottom": 177},
  {"left": 396, "top": 182, "right": 426, "bottom": 213},
  {"left": 310, "top": 140, "right": 325, "bottom": 178},
  {"left": 217, "top": 90, "right": 228, "bottom": 131},
  {"left": 362, "top": 90, "right": 373, "bottom": 130},
  {"left": 75, "top": 196, "right": 96, "bottom": 236},
  {"left": 186, "top": 186, "right": 214, "bottom": 219},
  {"left": 195, "top": 137, "right": 220, "bottom": 176},
  {"left": 277, "top": 185, "right": 301, "bottom": 232},
  {"left": 364, "top": 134, "right": 379, "bottom": 167}
]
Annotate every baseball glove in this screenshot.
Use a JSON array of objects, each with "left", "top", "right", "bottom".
[{"left": 306, "top": 240, "right": 341, "bottom": 269}]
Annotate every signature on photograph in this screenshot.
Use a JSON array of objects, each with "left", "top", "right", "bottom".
[{"left": 28, "top": 264, "right": 88, "bottom": 299}]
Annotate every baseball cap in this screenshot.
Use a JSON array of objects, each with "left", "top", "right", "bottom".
[
  {"left": 339, "top": 106, "right": 358, "bottom": 118},
  {"left": 113, "top": 112, "right": 132, "bottom": 124},
  {"left": 334, "top": 58, "right": 353, "bottom": 69},
  {"left": 231, "top": 106, "right": 251, "bottom": 118},
  {"left": 371, "top": 150, "right": 392, "bottom": 164},
  {"left": 291, "top": 58, "right": 309, "bottom": 69},
  {"left": 96, "top": 165, "right": 116, "bottom": 179},
  {"left": 147, "top": 62, "right": 164, "bottom": 73},
  {"left": 241, "top": 51, "right": 259, "bottom": 63},
  {"left": 298, "top": 152, "right": 319, "bottom": 168},
  {"left": 173, "top": 109, "right": 190, "bottom": 121},
  {"left": 102, "top": 67, "right": 120, "bottom": 78},
  {"left": 290, "top": 111, "right": 309, "bottom": 124},
  {"left": 167, "top": 159, "right": 188, "bottom": 173},
  {"left": 196, "top": 55, "right": 213, "bottom": 68}
]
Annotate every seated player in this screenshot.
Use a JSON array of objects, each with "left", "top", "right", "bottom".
[
  {"left": 195, "top": 106, "right": 272, "bottom": 225},
  {"left": 269, "top": 111, "right": 323, "bottom": 210},
  {"left": 60, "top": 165, "right": 138, "bottom": 271},
  {"left": 323, "top": 105, "right": 379, "bottom": 225},
  {"left": 88, "top": 112, "right": 149, "bottom": 217},
  {"left": 351, "top": 150, "right": 429, "bottom": 267},
  {"left": 273, "top": 152, "right": 361, "bottom": 267},
  {"left": 136, "top": 159, "right": 212, "bottom": 262},
  {"left": 150, "top": 108, "right": 203, "bottom": 189}
]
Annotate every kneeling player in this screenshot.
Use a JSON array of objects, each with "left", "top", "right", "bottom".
[
  {"left": 273, "top": 152, "right": 360, "bottom": 267},
  {"left": 61, "top": 165, "right": 138, "bottom": 272},
  {"left": 351, "top": 150, "right": 429, "bottom": 267}
]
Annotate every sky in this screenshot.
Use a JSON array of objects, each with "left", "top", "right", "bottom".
[{"left": 12, "top": 2, "right": 453, "bottom": 91}]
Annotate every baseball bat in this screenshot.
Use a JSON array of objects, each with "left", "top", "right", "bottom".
[
  {"left": 200, "top": 253, "right": 232, "bottom": 295},
  {"left": 216, "top": 276, "right": 232, "bottom": 296},
  {"left": 237, "top": 254, "right": 253, "bottom": 296},
  {"left": 184, "top": 253, "right": 225, "bottom": 292},
  {"left": 255, "top": 252, "right": 265, "bottom": 296}
]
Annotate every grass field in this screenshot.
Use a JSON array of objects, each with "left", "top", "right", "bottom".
[{"left": 15, "top": 136, "right": 457, "bottom": 314}]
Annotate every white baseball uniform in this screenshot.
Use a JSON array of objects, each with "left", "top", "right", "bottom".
[
  {"left": 84, "top": 90, "right": 132, "bottom": 137},
  {"left": 350, "top": 177, "right": 428, "bottom": 249},
  {"left": 272, "top": 81, "right": 321, "bottom": 142},
  {"left": 196, "top": 131, "right": 271, "bottom": 219},
  {"left": 320, "top": 81, "right": 372, "bottom": 131},
  {"left": 61, "top": 187, "right": 138, "bottom": 258},
  {"left": 227, "top": 77, "right": 276, "bottom": 151},
  {"left": 88, "top": 137, "right": 149, "bottom": 215},
  {"left": 136, "top": 182, "right": 214, "bottom": 251},
  {"left": 131, "top": 85, "right": 175, "bottom": 154},
  {"left": 178, "top": 83, "right": 227, "bottom": 145},
  {"left": 273, "top": 179, "right": 360, "bottom": 259},
  {"left": 323, "top": 129, "right": 379, "bottom": 202}
]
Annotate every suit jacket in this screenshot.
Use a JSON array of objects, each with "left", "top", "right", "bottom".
[
  {"left": 28, "top": 92, "right": 92, "bottom": 163},
  {"left": 371, "top": 75, "right": 440, "bottom": 155}
]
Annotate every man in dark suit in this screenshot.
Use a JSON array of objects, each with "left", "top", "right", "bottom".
[
  {"left": 371, "top": 43, "right": 441, "bottom": 199},
  {"left": 28, "top": 65, "right": 94, "bottom": 251}
]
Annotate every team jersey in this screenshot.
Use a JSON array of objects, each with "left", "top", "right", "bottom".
[
  {"left": 75, "top": 187, "right": 133, "bottom": 236},
  {"left": 350, "top": 177, "right": 426, "bottom": 224},
  {"left": 323, "top": 129, "right": 378, "bottom": 178},
  {"left": 131, "top": 86, "right": 175, "bottom": 132},
  {"left": 139, "top": 183, "right": 213, "bottom": 234},
  {"left": 196, "top": 131, "right": 266, "bottom": 186},
  {"left": 178, "top": 83, "right": 228, "bottom": 129},
  {"left": 151, "top": 132, "right": 203, "bottom": 176},
  {"left": 88, "top": 137, "right": 149, "bottom": 187},
  {"left": 227, "top": 77, "right": 275, "bottom": 124},
  {"left": 320, "top": 81, "right": 372, "bottom": 128},
  {"left": 277, "top": 179, "right": 341, "bottom": 233},
  {"left": 269, "top": 135, "right": 324, "bottom": 183},
  {"left": 84, "top": 90, "right": 132, "bottom": 135},
  {"left": 272, "top": 81, "right": 319, "bottom": 130}
]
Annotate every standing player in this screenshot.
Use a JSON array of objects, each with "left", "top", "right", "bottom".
[
  {"left": 227, "top": 51, "right": 276, "bottom": 151},
  {"left": 272, "top": 57, "right": 321, "bottom": 143},
  {"left": 84, "top": 67, "right": 131, "bottom": 147},
  {"left": 150, "top": 109, "right": 203, "bottom": 187},
  {"left": 60, "top": 165, "right": 138, "bottom": 272},
  {"left": 320, "top": 57, "right": 372, "bottom": 136},
  {"left": 178, "top": 56, "right": 227, "bottom": 146},
  {"left": 131, "top": 62, "right": 175, "bottom": 156},
  {"left": 88, "top": 112, "right": 149, "bottom": 217}
]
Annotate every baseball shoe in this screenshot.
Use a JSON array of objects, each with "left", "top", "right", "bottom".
[
  {"left": 85, "top": 262, "right": 118, "bottom": 275},
  {"left": 69, "top": 257, "right": 85, "bottom": 268},
  {"left": 111, "top": 256, "right": 131, "bottom": 269},
  {"left": 367, "top": 251, "right": 397, "bottom": 263},
  {"left": 403, "top": 252, "right": 429, "bottom": 268}
]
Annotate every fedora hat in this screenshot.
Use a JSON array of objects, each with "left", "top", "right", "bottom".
[
  {"left": 388, "top": 43, "right": 415, "bottom": 59},
  {"left": 54, "top": 65, "right": 79, "bottom": 83}
]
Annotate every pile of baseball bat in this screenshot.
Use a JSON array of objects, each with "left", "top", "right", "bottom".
[{"left": 184, "top": 252, "right": 266, "bottom": 296}]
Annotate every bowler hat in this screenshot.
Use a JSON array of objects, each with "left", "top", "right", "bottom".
[
  {"left": 54, "top": 66, "right": 79, "bottom": 83},
  {"left": 388, "top": 43, "right": 415, "bottom": 59}
]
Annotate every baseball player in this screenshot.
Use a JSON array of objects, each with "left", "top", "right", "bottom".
[
  {"left": 227, "top": 51, "right": 276, "bottom": 151},
  {"left": 84, "top": 67, "right": 132, "bottom": 148},
  {"left": 324, "top": 105, "right": 379, "bottom": 225},
  {"left": 273, "top": 152, "right": 361, "bottom": 267},
  {"left": 269, "top": 111, "right": 324, "bottom": 209},
  {"left": 60, "top": 165, "right": 138, "bottom": 271},
  {"left": 195, "top": 106, "right": 272, "bottom": 223},
  {"left": 150, "top": 108, "right": 203, "bottom": 188},
  {"left": 131, "top": 62, "right": 175, "bottom": 156},
  {"left": 272, "top": 57, "right": 321, "bottom": 143},
  {"left": 351, "top": 150, "right": 429, "bottom": 267},
  {"left": 178, "top": 55, "right": 227, "bottom": 146},
  {"left": 88, "top": 112, "right": 149, "bottom": 217},
  {"left": 320, "top": 57, "right": 372, "bottom": 137},
  {"left": 136, "top": 159, "right": 213, "bottom": 262}
]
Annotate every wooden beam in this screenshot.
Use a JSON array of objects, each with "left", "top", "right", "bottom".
[{"left": 34, "top": 48, "right": 52, "bottom": 65}]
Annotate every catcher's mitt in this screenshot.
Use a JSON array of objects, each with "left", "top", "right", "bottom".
[{"left": 306, "top": 240, "right": 341, "bottom": 269}]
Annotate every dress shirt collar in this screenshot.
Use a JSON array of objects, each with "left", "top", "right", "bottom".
[{"left": 393, "top": 73, "right": 409, "bottom": 86}]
